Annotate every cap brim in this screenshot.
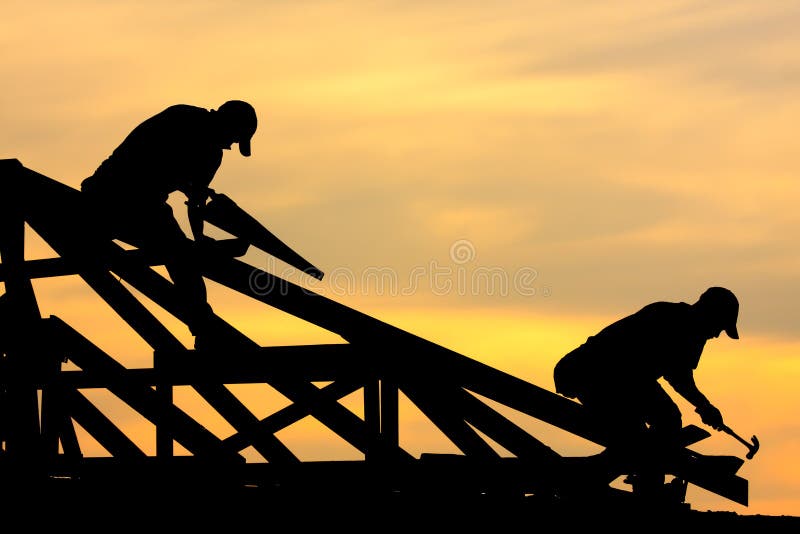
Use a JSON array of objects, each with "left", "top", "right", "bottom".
[
  {"left": 726, "top": 325, "right": 739, "bottom": 339},
  {"left": 239, "top": 138, "right": 251, "bottom": 157}
]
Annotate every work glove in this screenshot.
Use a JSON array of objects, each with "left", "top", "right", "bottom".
[{"left": 696, "top": 402, "right": 724, "bottom": 430}]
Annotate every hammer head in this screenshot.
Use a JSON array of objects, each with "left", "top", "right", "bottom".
[{"left": 746, "top": 435, "right": 760, "bottom": 459}]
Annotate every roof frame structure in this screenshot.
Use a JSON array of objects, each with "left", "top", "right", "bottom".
[{"left": 0, "top": 158, "right": 748, "bottom": 508}]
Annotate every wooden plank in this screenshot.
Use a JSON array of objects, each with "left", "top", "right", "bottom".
[{"left": 671, "top": 451, "right": 749, "bottom": 506}]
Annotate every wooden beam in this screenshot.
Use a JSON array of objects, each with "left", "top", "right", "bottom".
[{"left": 671, "top": 451, "right": 749, "bottom": 506}]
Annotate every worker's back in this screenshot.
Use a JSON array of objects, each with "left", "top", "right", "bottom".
[
  {"left": 554, "top": 301, "right": 707, "bottom": 396},
  {"left": 81, "top": 104, "right": 222, "bottom": 203}
]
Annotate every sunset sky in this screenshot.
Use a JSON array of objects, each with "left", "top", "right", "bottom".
[{"left": 3, "top": 0, "right": 799, "bottom": 516}]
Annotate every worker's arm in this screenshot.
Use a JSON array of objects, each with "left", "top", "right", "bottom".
[
  {"left": 666, "top": 368, "right": 724, "bottom": 430},
  {"left": 186, "top": 185, "right": 212, "bottom": 242},
  {"left": 184, "top": 153, "right": 221, "bottom": 242}
]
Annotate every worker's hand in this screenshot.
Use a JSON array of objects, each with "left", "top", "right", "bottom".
[{"left": 696, "top": 403, "right": 724, "bottom": 430}]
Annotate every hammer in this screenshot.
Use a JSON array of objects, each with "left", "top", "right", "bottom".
[{"left": 719, "top": 424, "right": 760, "bottom": 459}]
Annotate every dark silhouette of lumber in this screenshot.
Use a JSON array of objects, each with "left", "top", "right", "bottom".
[{"left": 0, "top": 158, "right": 751, "bottom": 513}]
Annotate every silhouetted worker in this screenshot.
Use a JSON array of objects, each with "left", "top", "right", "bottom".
[
  {"left": 80, "top": 100, "right": 258, "bottom": 349},
  {"left": 553, "top": 286, "right": 739, "bottom": 495}
]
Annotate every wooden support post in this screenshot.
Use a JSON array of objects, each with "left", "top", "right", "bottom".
[
  {"left": 0, "top": 159, "right": 44, "bottom": 466},
  {"left": 154, "top": 350, "right": 173, "bottom": 458},
  {"left": 364, "top": 378, "right": 380, "bottom": 462},
  {"left": 40, "top": 341, "right": 74, "bottom": 460},
  {"left": 40, "top": 382, "right": 64, "bottom": 457},
  {"left": 380, "top": 378, "right": 399, "bottom": 451}
]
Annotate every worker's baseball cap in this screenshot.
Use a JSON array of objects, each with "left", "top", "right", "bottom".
[
  {"left": 218, "top": 100, "right": 257, "bottom": 157},
  {"left": 698, "top": 286, "right": 739, "bottom": 339}
]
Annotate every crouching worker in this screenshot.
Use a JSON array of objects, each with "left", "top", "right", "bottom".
[{"left": 553, "top": 287, "right": 739, "bottom": 496}]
